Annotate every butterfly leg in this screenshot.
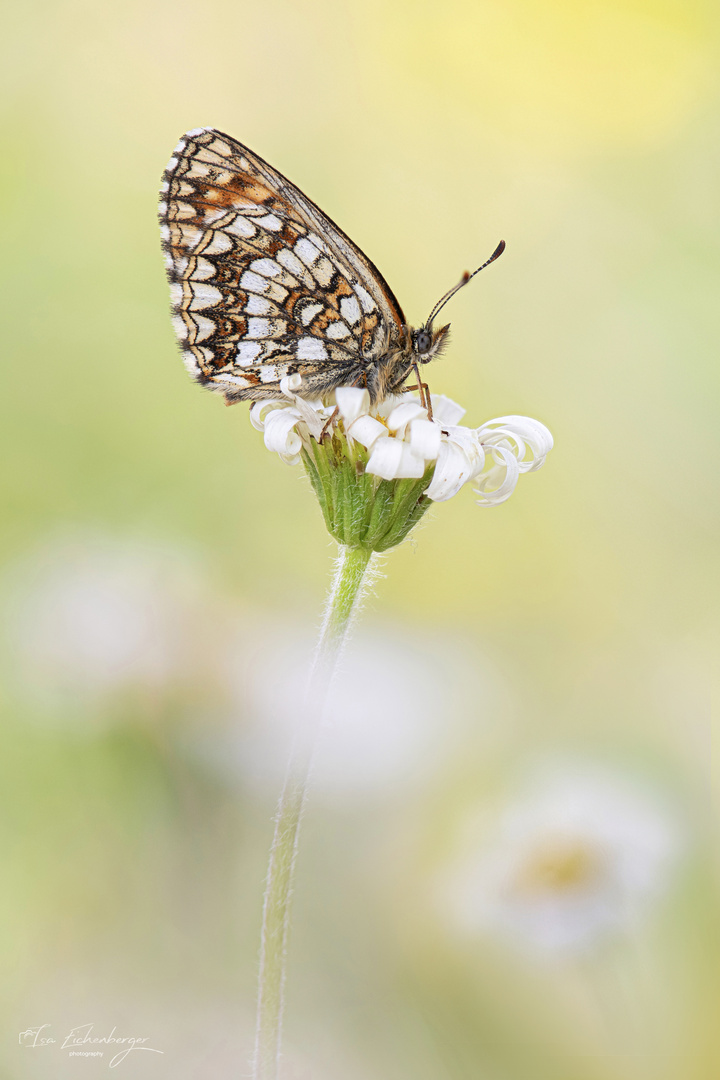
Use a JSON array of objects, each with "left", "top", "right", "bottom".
[
  {"left": 319, "top": 406, "right": 339, "bottom": 440},
  {"left": 406, "top": 363, "right": 434, "bottom": 421}
]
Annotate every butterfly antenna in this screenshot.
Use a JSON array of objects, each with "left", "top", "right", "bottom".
[{"left": 425, "top": 240, "right": 506, "bottom": 329}]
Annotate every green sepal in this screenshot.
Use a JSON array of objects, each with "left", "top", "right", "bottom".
[{"left": 301, "top": 434, "right": 434, "bottom": 553}]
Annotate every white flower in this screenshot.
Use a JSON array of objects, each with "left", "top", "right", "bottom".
[
  {"left": 200, "top": 623, "right": 477, "bottom": 800},
  {"left": 443, "top": 763, "right": 681, "bottom": 954},
  {"left": 1, "top": 535, "right": 213, "bottom": 716},
  {"left": 248, "top": 383, "right": 553, "bottom": 507}
]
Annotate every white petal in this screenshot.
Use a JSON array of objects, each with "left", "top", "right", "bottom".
[
  {"left": 478, "top": 416, "right": 554, "bottom": 473},
  {"left": 430, "top": 394, "right": 466, "bottom": 426},
  {"left": 347, "top": 414, "right": 387, "bottom": 449},
  {"left": 409, "top": 418, "right": 442, "bottom": 461},
  {"left": 374, "top": 393, "right": 407, "bottom": 420},
  {"left": 385, "top": 401, "right": 427, "bottom": 436},
  {"left": 395, "top": 444, "right": 428, "bottom": 478},
  {"left": 365, "top": 437, "right": 405, "bottom": 480},
  {"left": 263, "top": 408, "right": 303, "bottom": 457},
  {"left": 336, "top": 387, "right": 370, "bottom": 426},
  {"left": 289, "top": 395, "right": 328, "bottom": 439},
  {"left": 280, "top": 373, "right": 303, "bottom": 396},
  {"left": 426, "top": 439, "right": 482, "bottom": 501},
  {"left": 444, "top": 426, "right": 486, "bottom": 477},
  {"left": 249, "top": 400, "right": 285, "bottom": 431},
  {"left": 474, "top": 445, "right": 520, "bottom": 505}
]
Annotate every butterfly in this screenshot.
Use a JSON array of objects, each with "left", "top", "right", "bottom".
[{"left": 159, "top": 128, "right": 504, "bottom": 412}]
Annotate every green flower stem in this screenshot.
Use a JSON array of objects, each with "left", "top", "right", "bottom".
[{"left": 252, "top": 544, "right": 377, "bottom": 1080}]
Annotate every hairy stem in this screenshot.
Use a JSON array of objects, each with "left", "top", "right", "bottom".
[{"left": 252, "top": 545, "right": 377, "bottom": 1080}]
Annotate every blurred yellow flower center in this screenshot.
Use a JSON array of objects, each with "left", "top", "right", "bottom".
[{"left": 510, "top": 839, "right": 604, "bottom": 896}]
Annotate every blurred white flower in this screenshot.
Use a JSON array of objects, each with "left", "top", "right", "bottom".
[
  {"left": 250, "top": 380, "right": 552, "bottom": 507},
  {"left": 444, "top": 763, "right": 682, "bottom": 954},
  {"left": 195, "top": 623, "right": 497, "bottom": 800},
  {"left": 2, "top": 534, "right": 213, "bottom": 716}
]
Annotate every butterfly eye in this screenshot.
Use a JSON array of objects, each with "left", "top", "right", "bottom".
[{"left": 416, "top": 330, "right": 432, "bottom": 354}]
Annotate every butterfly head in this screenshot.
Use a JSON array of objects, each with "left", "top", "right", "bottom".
[{"left": 413, "top": 324, "right": 451, "bottom": 364}]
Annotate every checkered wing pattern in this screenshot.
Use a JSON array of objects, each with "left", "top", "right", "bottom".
[{"left": 159, "top": 128, "right": 409, "bottom": 402}]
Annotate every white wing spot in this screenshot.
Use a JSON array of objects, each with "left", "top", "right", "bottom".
[
  {"left": 204, "top": 231, "right": 233, "bottom": 255},
  {"left": 276, "top": 248, "right": 304, "bottom": 276},
  {"left": 247, "top": 318, "right": 271, "bottom": 338},
  {"left": 256, "top": 213, "right": 283, "bottom": 232},
  {"left": 236, "top": 341, "right": 262, "bottom": 366},
  {"left": 208, "top": 138, "right": 233, "bottom": 157},
  {"left": 246, "top": 294, "right": 272, "bottom": 316},
  {"left": 203, "top": 207, "right": 228, "bottom": 225},
  {"left": 177, "top": 223, "right": 203, "bottom": 249},
  {"left": 312, "top": 256, "right": 334, "bottom": 288},
  {"left": 186, "top": 160, "right": 211, "bottom": 178},
  {"left": 190, "top": 283, "right": 223, "bottom": 309},
  {"left": 227, "top": 216, "right": 256, "bottom": 239},
  {"left": 297, "top": 337, "right": 328, "bottom": 361},
  {"left": 340, "top": 296, "right": 361, "bottom": 325},
  {"left": 295, "top": 237, "right": 321, "bottom": 266},
  {"left": 259, "top": 364, "right": 280, "bottom": 383},
  {"left": 250, "top": 258, "right": 281, "bottom": 278},
  {"left": 171, "top": 314, "right": 187, "bottom": 340},
  {"left": 215, "top": 373, "right": 254, "bottom": 387},
  {"left": 354, "top": 284, "right": 376, "bottom": 313},
  {"left": 192, "top": 257, "right": 216, "bottom": 281},
  {"left": 169, "top": 282, "right": 183, "bottom": 308},
  {"left": 300, "top": 302, "right": 323, "bottom": 326},
  {"left": 193, "top": 314, "right": 216, "bottom": 342},
  {"left": 240, "top": 271, "right": 269, "bottom": 295},
  {"left": 326, "top": 321, "right": 350, "bottom": 340}
]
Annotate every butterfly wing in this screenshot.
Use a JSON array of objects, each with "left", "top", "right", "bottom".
[{"left": 159, "top": 128, "right": 409, "bottom": 402}]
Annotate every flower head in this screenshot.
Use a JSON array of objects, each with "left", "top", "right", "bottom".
[
  {"left": 249, "top": 379, "right": 553, "bottom": 551},
  {"left": 443, "top": 763, "right": 681, "bottom": 954}
]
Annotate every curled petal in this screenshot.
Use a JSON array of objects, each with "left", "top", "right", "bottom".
[
  {"left": 280, "top": 373, "right": 303, "bottom": 396},
  {"left": 445, "top": 426, "right": 486, "bottom": 477},
  {"left": 249, "top": 399, "right": 285, "bottom": 432},
  {"left": 385, "top": 401, "right": 427, "bottom": 437},
  {"left": 430, "top": 394, "right": 466, "bottom": 427},
  {"left": 409, "top": 418, "right": 442, "bottom": 460},
  {"left": 288, "top": 395, "right": 330, "bottom": 439},
  {"left": 478, "top": 416, "right": 554, "bottom": 473},
  {"left": 347, "top": 414, "right": 387, "bottom": 449},
  {"left": 263, "top": 407, "right": 304, "bottom": 457},
  {"left": 426, "top": 437, "right": 484, "bottom": 501},
  {"left": 474, "top": 444, "right": 521, "bottom": 505},
  {"left": 336, "top": 387, "right": 371, "bottom": 427}
]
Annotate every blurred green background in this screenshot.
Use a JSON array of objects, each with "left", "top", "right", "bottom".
[{"left": 1, "top": 0, "right": 717, "bottom": 1077}]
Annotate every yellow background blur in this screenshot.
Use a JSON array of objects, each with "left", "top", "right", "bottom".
[{"left": 1, "top": 0, "right": 717, "bottom": 1077}]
